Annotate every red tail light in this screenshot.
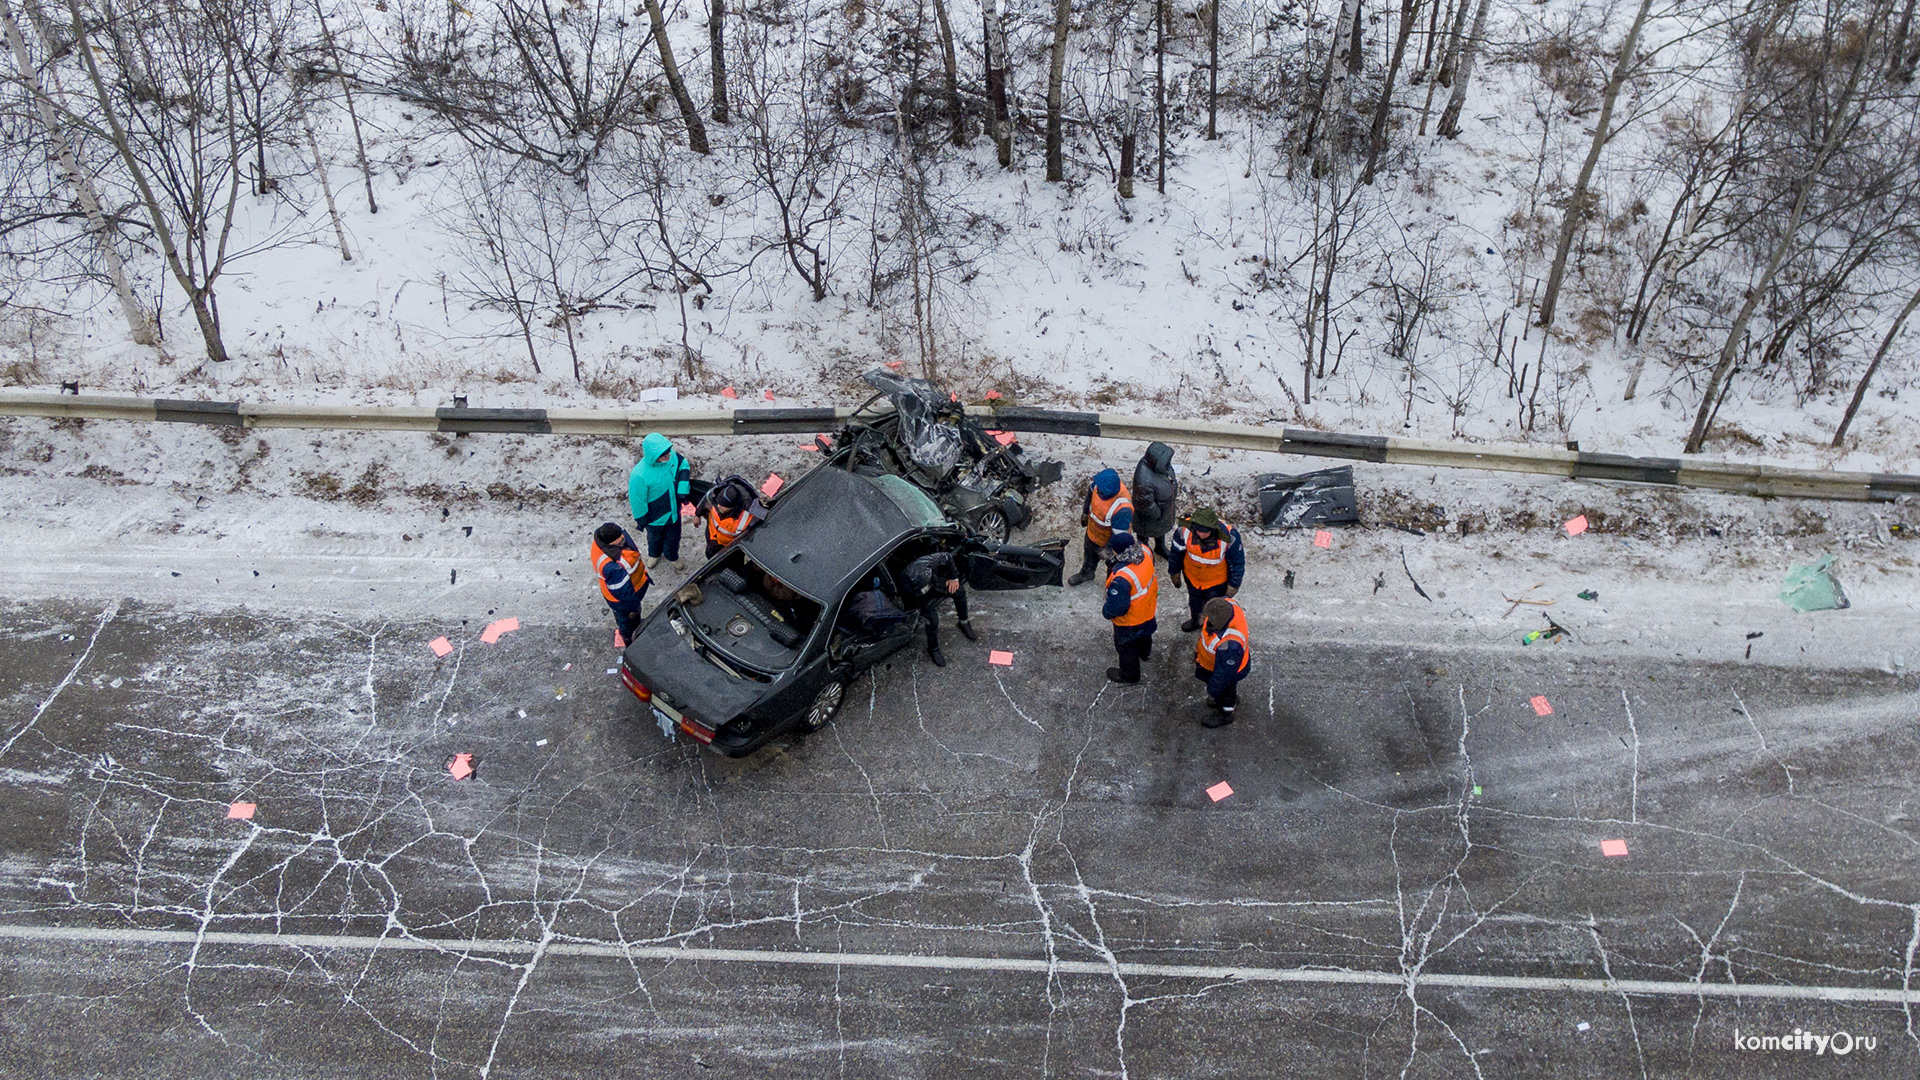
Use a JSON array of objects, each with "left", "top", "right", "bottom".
[
  {"left": 678, "top": 718, "right": 715, "bottom": 744},
  {"left": 619, "top": 667, "right": 651, "bottom": 702}
]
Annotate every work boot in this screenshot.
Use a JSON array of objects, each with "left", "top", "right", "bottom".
[
  {"left": 957, "top": 619, "right": 979, "bottom": 641},
  {"left": 1180, "top": 618, "right": 1201, "bottom": 633},
  {"left": 928, "top": 646, "right": 948, "bottom": 668},
  {"left": 1202, "top": 707, "right": 1235, "bottom": 729},
  {"left": 646, "top": 555, "right": 662, "bottom": 569},
  {"left": 1106, "top": 667, "right": 1139, "bottom": 684},
  {"left": 1067, "top": 569, "right": 1094, "bottom": 587}
]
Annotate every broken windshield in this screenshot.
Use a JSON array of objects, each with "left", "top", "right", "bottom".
[{"left": 861, "top": 367, "right": 964, "bottom": 474}]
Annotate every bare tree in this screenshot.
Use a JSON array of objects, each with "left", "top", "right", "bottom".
[
  {"left": 1045, "top": 0, "right": 1072, "bottom": 181},
  {"left": 930, "top": 0, "right": 964, "bottom": 145},
  {"left": 1117, "top": 0, "right": 1152, "bottom": 198},
  {"left": 1359, "top": 0, "right": 1423, "bottom": 185},
  {"left": 982, "top": 0, "right": 1013, "bottom": 165},
  {"left": 1434, "top": 0, "right": 1491, "bottom": 138},
  {"left": 1685, "top": 1, "right": 1891, "bottom": 453},
  {"left": 1, "top": 0, "right": 151, "bottom": 344},
  {"left": 709, "top": 0, "right": 729, "bottom": 124},
  {"left": 1534, "top": 0, "right": 1656, "bottom": 328},
  {"left": 1832, "top": 279, "right": 1920, "bottom": 444},
  {"left": 736, "top": 27, "right": 852, "bottom": 301},
  {"left": 641, "top": 0, "right": 712, "bottom": 154}
]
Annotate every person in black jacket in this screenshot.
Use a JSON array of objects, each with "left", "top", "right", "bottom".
[
  {"left": 1130, "top": 442, "right": 1178, "bottom": 560},
  {"left": 901, "top": 550, "right": 978, "bottom": 667}
]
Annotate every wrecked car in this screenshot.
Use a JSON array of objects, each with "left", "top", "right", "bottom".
[
  {"left": 618, "top": 465, "right": 1064, "bottom": 756},
  {"left": 826, "top": 368, "right": 1063, "bottom": 544}
]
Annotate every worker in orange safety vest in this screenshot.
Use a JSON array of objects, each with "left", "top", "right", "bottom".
[
  {"left": 701, "top": 482, "right": 751, "bottom": 558},
  {"left": 1069, "top": 468, "right": 1134, "bottom": 586},
  {"left": 591, "top": 522, "right": 648, "bottom": 646},
  {"left": 1169, "top": 506, "right": 1245, "bottom": 632},
  {"left": 1193, "top": 596, "right": 1251, "bottom": 727},
  {"left": 1101, "top": 531, "right": 1159, "bottom": 683}
]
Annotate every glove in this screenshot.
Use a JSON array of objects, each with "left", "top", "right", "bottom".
[{"left": 1225, "top": 585, "right": 1238, "bottom": 598}]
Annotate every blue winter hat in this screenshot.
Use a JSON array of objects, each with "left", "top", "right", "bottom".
[
  {"left": 1107, "top": 531, "right": 1135, "bottom": 553},
  {"left": 1093, "top": 468, "right": 1120, "bottom": 498}
]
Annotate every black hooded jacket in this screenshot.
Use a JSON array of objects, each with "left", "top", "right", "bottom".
[{"left": 1130, "top": 442, "right": 1178, "bottom": 539}]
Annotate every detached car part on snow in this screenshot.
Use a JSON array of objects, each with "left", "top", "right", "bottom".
[
  {"left": 618, "top": 466, "right": 1065, "bottom": 756},
  {"left": 825, "top": 368, "right": 1063, "bottom": 544}
]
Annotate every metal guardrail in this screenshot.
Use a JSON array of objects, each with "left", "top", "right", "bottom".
[{"left": 3, "top": 390, "right": 1915, "bottom": 503}]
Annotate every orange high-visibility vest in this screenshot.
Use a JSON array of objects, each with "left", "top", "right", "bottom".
[
  {"left": 1086, "top": 482, "right": 1133, "bottom": 547},
  {"left": 1195, "top": 599, "right": 1251, "bottom": 673},
  {"left": 1178, "top": 525, "right": 1234, "bottom": 590},
  {"left": 707, "top": 509, "right": 748, "bottom": 548},
  {"left": 1106, "top": 549, "right": 1160, "bottom": 627},
  {"left": 590, "top": 538, "right": 645, "bottom": 604}
]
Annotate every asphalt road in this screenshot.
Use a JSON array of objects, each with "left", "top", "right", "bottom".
[{"left": 2, "top": 592, "right": 1918, "bottom": 1079}]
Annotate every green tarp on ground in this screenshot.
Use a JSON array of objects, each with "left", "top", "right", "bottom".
[{"left": 1779, "top": 554, "right": 1851, "bottom": 612}]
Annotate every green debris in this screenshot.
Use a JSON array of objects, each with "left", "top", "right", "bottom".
[
  {"left": 1779, "top": 554, "right": 1851, "bottom": 612},
  {"left": 1472, "top": 785, "right": 1482, "bottom": 797},
  {"left": 1522, "top": 626, "right": 1565, "bottom": 645},
  {"left": 1577, "top": 590, "right": 1599, "bottom": 601}
]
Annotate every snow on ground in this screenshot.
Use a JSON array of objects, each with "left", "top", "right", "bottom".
[
  {"left": 2, "top": 414, "right": 1914, "bottom": 680},
  {"left": 5, "top": 2, "right": 1915, "bottom": 477}
]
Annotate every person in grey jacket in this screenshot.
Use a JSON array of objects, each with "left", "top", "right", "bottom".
[{"left": 1130, "top": 441, "right": 1178, "bottom": 560}]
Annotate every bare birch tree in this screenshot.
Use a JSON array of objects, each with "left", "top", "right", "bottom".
[
  {"left": 1434, "top": 0, "right": 1491, "bottom": 138},
  {"left": 982, "top": 0, "right": 1013, "bottom": 165},
  {"left": 1045, "top": 0, "right": 1072, "bottom": 181},
  {"left": 1117, "top": 0, "right": 1153, "bottom": 198}
]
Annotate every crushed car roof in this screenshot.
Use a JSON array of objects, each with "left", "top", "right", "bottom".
[{"left": 738, "top": 467, "right": 946, "bottom": 599}]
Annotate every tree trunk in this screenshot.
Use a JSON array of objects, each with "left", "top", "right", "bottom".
[
  {"left": 1345, "top": 0, "right": 1365, "bottom": 71},
  {"left": 314, "top": 5, "right": 376, "bottom": 214},
  {"left": 984, "top": 0, "right": 1013, "bottom": 166},
  {"left": 709, "top": 0, "right": 729, "bottom": 124},
  {"left": 2, "top": 0, "right": 153, "bottom": 345},
  {"left": 643, "top": 0, "right": 711, "bottom": 154},
  {"left": 1434, "top": 0, "right": 1490, "bottom": 138},
  {"left": 1205, "top": 0, "right": 1219, "bottom": 139},
  {"left": 1300, "top": 0, "right": 1361, "bottom": 164},
  {"left": 1117, "top": 0, "right": 1151, "bottom": 198},
  {"left": 66, "top": 0, "right": 228, "bottom": 362},
  {"left": 304, "top": 112, "right": 352, "bottom": 261},
  {"left": 1535, "top": 0, "right": 1653, "bottom": 328},
  {"left": 1045, "top": 0, "right": 1072, "bottom": 181},
  {"left": 1833, "top": 281, "right": 1920, "bottom": 445},
  {"left": 1684, "top": 9, "right": 1883, "bottom": 454},
  {"left": 931, "top": 0, "right": 964, "bottom": 145},
  {"left": 1890, "top": 0, "right": 1916, "bottom": 79},
  {"left": 1360, "top": 0, "right": 1421, "bottom": 184},
  {"left": 1155, "top": 0, "right": 1167, "bottom": 191}
]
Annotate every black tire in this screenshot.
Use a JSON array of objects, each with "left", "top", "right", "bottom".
[
  {"left": 796, "top": 673, "right": 851, "bottom": 734},
  {"left": 974, "top": 507, "right": 1011, "bottom": 545}
]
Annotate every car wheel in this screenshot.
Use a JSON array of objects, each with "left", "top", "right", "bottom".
[
  {"left": 797, "top": 674, "right": 850, "bottom": 734},
  {"left": 975, "top": 507, "right": 1011, "bottom": 545}
]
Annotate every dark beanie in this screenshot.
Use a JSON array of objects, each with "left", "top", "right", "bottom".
[
  {"left": 595, "top": 522, "right": 623, "bottom": 544},
  {"left": 1203, "top": 597, "right": 1237, "bottom": 629},
  {"left": 1107, "top": 531, "right": 1135, "bottom": 553},
  {"left": 714, "top": 484, "right": 744, "bottom": 511}
]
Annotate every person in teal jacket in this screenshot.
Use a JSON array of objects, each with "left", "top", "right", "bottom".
[{"left": 628, "top": 432, "right": 691, "bottom": 567}]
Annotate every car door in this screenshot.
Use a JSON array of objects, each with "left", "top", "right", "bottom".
[
  {"left": 828, "top": 566, "right": 925, "bottom": 672},
  {"left": 960, "top": 538, "right": 1066, "bottom": 590}
]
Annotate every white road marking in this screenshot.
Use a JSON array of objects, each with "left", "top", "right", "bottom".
[{"left": 0, "top": 923, "right": 1914, "bottom": 1005}]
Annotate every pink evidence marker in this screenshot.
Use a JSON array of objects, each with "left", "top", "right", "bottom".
[
  {"left": 1206, "top": 781, "right": 1234, "bottom": 803},
  {"left": 1530, "top": 695, "right": 1553, "bottom": 716},
  {"left": 763, "top": 389, "right": 776, "bottom": 401},
  {"left": 720, "top": 386, "right": 738, "bottom": 399},
  {"left": 226, "top": 801, "right": 256, "bottom": 820},
  {"left": 449, "top": 753, "right": 474, "bottom": 780},
  {"left": 988, "top": 650, "right": 1014, "bottom": 667},
  {"left": 1564, "top": 514, "right": 1589, "bottom": 536},
  {"left": 985, "top": 390, "right": 1002, "bottom": 400},
  {"left": 885, "top": 360, "right": 905, "bottom": 370},
  {"left": 1600, "top": 838, "right": 1629, "bottom": 857},
  {"left": 799, "top": 443, "right": 818, "bottom": 452},
  {"left": 987, "top": 430, "right": 1017, "bottom": 447},
  {"left": 428, "top": 636, "right": 453, "bottom": 658},
  {"left": 761, "top": 473, "right": 784, "bottom": 497},
  {"left": 480, "top": 616, "right": 520, "bottom": 645},
  {"left": 1313, "top": 530, "right": 1333, "bottom": 549},
  {"left": 613, "top": 630, "right": 626, "bottom": 648}
]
